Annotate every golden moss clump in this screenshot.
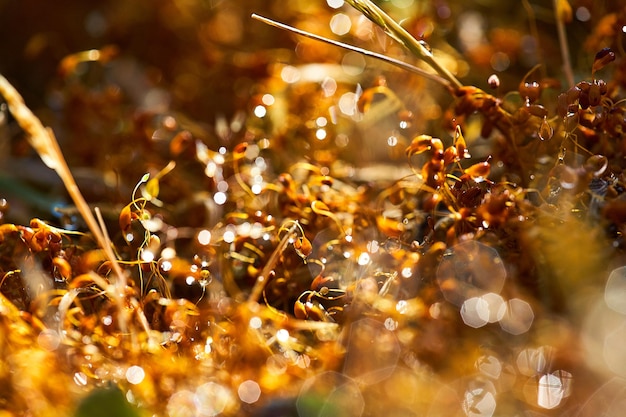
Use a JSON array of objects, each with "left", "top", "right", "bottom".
[{"left": 1, "top": 1, "right": 626, "bottom": 416}]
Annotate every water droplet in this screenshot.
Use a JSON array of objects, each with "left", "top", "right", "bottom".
[
  {"left": 37, "top": 329, "right": 60, "bottom": 351},
  {"left": 238, "top": 380, "right": 261, "bottom": 404},
  {"left": 253, "top": 105, "right": 266, "bottom": 118},
  {"left": 384, "top": 317, "right": 398, "bottom": 331},
  {"left": 461, "top": 297, "right": 489, "bottom": 328},
  {"left": 537, "top": 374, "right": 564, "bottom": 409},
  {"left": 280, "top": 65, "right": 301, "bottom": 84},
  {"left": 167, "top": 390, "right": 196, "bottom": 417},
  {"left": 261, "top": 94, "right": 275, "bottom": 106},
  {"left": 605, "top": 266, "right": 626, "bottom": 314},
  {"left": 276, "top": 329, "right": 290, "bottom": 343},
  {"left": 249, "top": 316, "right": 262, "bottom": 329},
  {"left": 538, "top": 117, "right": 553, "bottom": 141},
  {"left": 476, "top": 355, "right": 502, "bottom": 379},
  {"left": 330, "top": 13, "right": 352, "bottom": 36},
  {"left": 481, "top": 293, "right": 506, "bottom": 323},
  {"left": 516, "top": 347, "right": 550, "bottom": 377},
  {"left": 357, "top": 252, "right": 370, "bottom": 266},
  {"left": 194, "top": 382, "right": 234, "bottom": 417},
  {"left": 462, "top": 386, "right": 496, "bottom": 417},
  {"left": 125, "top": 365, "right": 145, "bottom": 385},
  {"left": 499, "top": 298, "right": 534, "bottom": 335}
]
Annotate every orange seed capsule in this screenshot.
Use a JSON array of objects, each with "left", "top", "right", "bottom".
[
  {"left": 406, "top": 135, "right": 434, "bottom": 157},
  {"left": 119, "top": 203, "right": 134, "bottom": 234},
  {"left": 169, "top": 130, "right": 193, "bottom": 156},
  {"left": 464, "top": 158, "right": 491, "bottom": 179},
  {"left": 233, "top": 142, "right": 248, "bottom": 159},
  {"left": 592, "top": 48, "right": 616, "bottom": 75},
  {"left": 294, "top": 236, "right": 313, "bottom": 259},
  {"left": 454, "top": 125, "right": 470, "bottom": 159},
  {"left": 311, "top": 200, "right": 331, "bottom": 215},
  {"left": 376, "top": 216, "right": 406, "bottom": 238},
  {"left": 53, "top": 257, "right": 72, "bottom": 280},
  {"left": 443, "top": 146, "right": 458, "bottom": 165}
]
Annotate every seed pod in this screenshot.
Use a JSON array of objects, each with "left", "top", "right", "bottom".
[
  {"left": 376, "top": 216, "right": 406, "bottom": 239},
  {"left": 53, "top": 256, "right": 72, "bottom": 280},
  {"left": 487, "top": 74, "right": 500, "bottom": 89},
  {"left": 443, "top": 146, "right": 459, "bottom": 165},
  {"left": 588, "top": 83, "right": 602, "bottom": 107},
  {"left": 311, "top": 273, "right": 334, "bottom": 292},
  {"left": 233, "top": 142, "right": 248, "bottom": 160},
  {"left": 293, "top": 298, "right": 309, "bottom": 320},
  {"left": 423, "top": 193, "right": 443, "bottom": 212},
  {"left": 519, "top": 81, "right": 541, "bottom": 103},
  {"left": 406, "top": 135, "right": 434, "bottom": 157},
  {"left": 119, "top": 203, "right": 135, "bottom": 234},
  {"left": 454, "top": 125, "right": 470, "bottom": 159},
  {"left": 423, "top": 161, "right": 445, "bottom": 188},
  {"left": 169, "top": 130, "right": 193, "bottom": 156},
  {"left": 430, "top": 138, "right": 444, "bottom": 153},
  {"left": 464, "top": 158, "right": 491, "bottom": 180},
  {"left": 293, "top": 236, "right": 313, "bottom": 259},
  {"left": 592, "top": 48, "right": 616, "bottom": 76}
]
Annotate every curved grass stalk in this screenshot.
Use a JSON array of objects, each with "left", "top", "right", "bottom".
[{"left": 0, "top": 74, "right": 129, "bottom": 335}]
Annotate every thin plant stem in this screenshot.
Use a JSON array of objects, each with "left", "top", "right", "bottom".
[
  {"left": 95, "top": 207, "right": 129, "bottom": 337},
  {"left": 554, "top": 0, "right": 574, "bottom": 87},
  {"left": 251, "top": 14, "right": 452, "bottom": 90},
  {"left": 522, "top": 0, "right": 547, "bottom": 80},
  {"left": 0, "top": 74, "right": 129, "bottom": 333}
]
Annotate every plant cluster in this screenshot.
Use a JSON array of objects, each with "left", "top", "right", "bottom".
[{"left": 0, "top": 1, "right": 626, "bottom": 416}]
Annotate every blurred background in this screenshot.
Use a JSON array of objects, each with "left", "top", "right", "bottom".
[{"left": 0, "top": 0, "right": 620, "bottom": 226}]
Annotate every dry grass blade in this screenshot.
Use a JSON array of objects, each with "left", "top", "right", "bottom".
[
  {"left": 344, "top": 0, "right": 463, "bottom": 90},
  {"left": 0, "top": 74, "right": 129, "bottom": 333},
  {"left": 251, "top": 13, "right": 452, "bottom": 90}
]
